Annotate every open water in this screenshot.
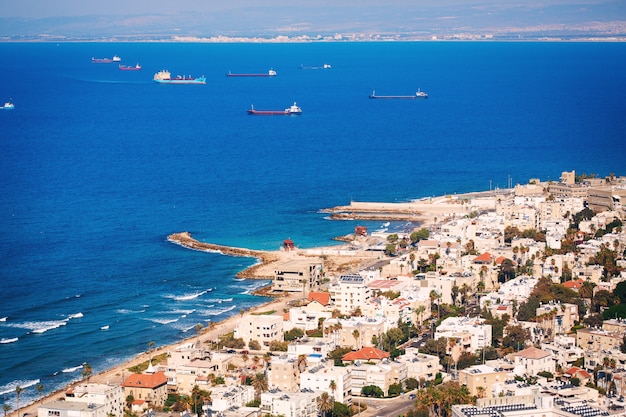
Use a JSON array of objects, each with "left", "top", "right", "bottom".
[{"left": 1, "top": 41, "right": 625, "bottom": 408}]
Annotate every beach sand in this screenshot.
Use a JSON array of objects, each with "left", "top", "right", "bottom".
[{"left": 10, "top": 193, "right": 499, "bottom": 417}]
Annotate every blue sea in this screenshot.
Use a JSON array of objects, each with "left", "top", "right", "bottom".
[{"left": 1, "top": 41, "right": 625, "bottom": 407}]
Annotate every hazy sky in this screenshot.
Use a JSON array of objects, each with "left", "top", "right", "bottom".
[{"left": 0, "top": 0, "right": 611, "bottom": 19}]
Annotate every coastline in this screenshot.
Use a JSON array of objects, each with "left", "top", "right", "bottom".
[
  {"left": 9, "top": 191, "right": 506, "bottom": 417},
  {"left": 10, "top": 232, "right": 355, "bottom": 417},
  {"left": 10, "top": 290, "right": 300, "bottom": 417}
]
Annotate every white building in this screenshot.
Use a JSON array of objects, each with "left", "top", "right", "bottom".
[
  {"left": 435, "top": 316, "right": 492, "bottom": 353},
  {"left": 540, "top": 335, "right": 584, "bottom": 369},
  {"left": 38, "top": 401, "right": 107, "bottom": 417},
  {"left": 63, "top": 383, "right": 124, "bottom": 417},
  {"left": 299, "top": 363, "right": 352, "bottom": 404},
  {"left": 508, "top": 346, "right": 555, "bottom": 377},
  {"left": 210, "top": 385, "right": 255, "bottom": 413},
  {"left": 260, "top": 390, "right": 319, "bottom": 417},
  {"left": 234, "top": 314, "right": 283, "bottom": 347},
  {"left": 395, "top": 348, "right": 441, "bottom": 383},
  {"left": 328, "top": 274, "right": 372, "bottom": 315}
]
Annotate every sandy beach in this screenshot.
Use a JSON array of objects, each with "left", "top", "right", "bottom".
[
  {"left": 9, "top": 232, "right": 359, "bottom": 417},
  {"left": 9, "top": 193, "right": 500, "bottom": 417}
]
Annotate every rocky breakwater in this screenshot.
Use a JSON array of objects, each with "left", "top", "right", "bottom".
[
  {"left": 167, "top": 232, "right": 280, "bottom": 279},
  {"left": 321, "top": 199, "right": 472, "bottom": 223}
]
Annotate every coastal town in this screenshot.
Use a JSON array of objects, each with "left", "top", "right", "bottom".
[{"left": 6, "top": 170, "right": 626, "bottom": 417}]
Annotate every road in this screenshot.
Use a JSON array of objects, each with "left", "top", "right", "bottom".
[{"left": 359, "top": 392, "right": 417, "bottom": 417}]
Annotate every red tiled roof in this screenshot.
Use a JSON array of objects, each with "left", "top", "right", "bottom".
[
  {"left": 513, "top": 346, "right": 551, "bottom": 360},
  {"left": 563, "top": 279, "right": 584, "bottom": 290},
  {"left": 473, "top": 252, "right": 493, "bottom": 263},
  {"left": 342, "top": 347, "right": 390, "bottom": 361},
  {"left": 308, "top": 292, "right": 330, "bottom": 306},
  {"left": 123, "top": 371, "right": 167, "bottom": 388},
  {"left": 495, "top": 256, "right": 506, "bottom": 265}
]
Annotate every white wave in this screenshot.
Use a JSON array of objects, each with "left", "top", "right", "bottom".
[
  {"left": 0, "top": 379, "right": 40, "bottom": 396},
  {"left": 149, "top": 317, "right": 179, "bottom": 325},
  {"left": 206, "top": 298, "right": 233, "bottom": 304},
  {"left": 171, "top": 288, "right": 213, "bottom": 301},
  {"left": 206, "top": 305, "right": 237, "bottom": 316},
  {"left": 62, "top": 364, "right": 83, "bottom": 373},
  {"left": 116, "top": 309, "right": 146, "bottom": 314},
  {"left": 0, "top": 317, "right": 7, "bottom": 322},
  {"left": 0, "top": 337, "right": 18, "bottom": 344},
  {"left": 68, "top": 312, "right": 83, "bottom": 319},
  {"left": 13, "top": 320, "right": 68, "bottom": 334},
  {"left": 171, "top": 309, "right": 195, "bottom": 315}
]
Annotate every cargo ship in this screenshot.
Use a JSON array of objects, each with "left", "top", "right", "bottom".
[
  {"left": 227, "top": 69, "right": 277, "bottom": 77},
  {"left": 119, "top": 63, "right": 142, "bottom": 71},
  {"left": 247, "top": 102, "right": 302, "bottom": 115},
  {"left": 92, "top": 55, "right": 121, "bottom": 63},
  {"left": 369, "top": 89, "right": 428, "bottom": 99},
  {"left": 153, "top": 70, "right": 206, "bottom": 84}
]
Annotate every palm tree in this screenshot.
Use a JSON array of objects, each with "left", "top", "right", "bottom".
[
  {"left": 317, "top": 392, "right": 334, "bottom": 417},
  {"left": 82, "top": 363, "right": 93, "bottom": 381},
  {"left": 252, "top": 355, "right": 261, "bottom": 370},
  {"left": 297, "top": 354, "right": 308, "bottom": 373},
  {"left": 148, "top": 341, "right": 155, "bottom": 360},
  {"left": 352, "top": 329, "right": 360, "bottom": 350},
  {"left": 14, "top": 386, "right": 23, "bottom": 417},
  {"left": 263, "top": 352, "right": 272, "bottom": 370},
  {"left": 195, "top": 323, "right": 204, "bottom": 347},
  {"left": 252, "top": 372, "right": 268, "bottom": 400},
  {"left": 329, "top": 380, "right": 337, "bottom": 399},
  {"left": 3, "top": 404, "right": 12, "bottom": 417},
  {"left": 242, "top": 353, "right": 249, "bottom": 370},
  {"left": 36, "top": 383, "right": 44, "bottom": 404}
]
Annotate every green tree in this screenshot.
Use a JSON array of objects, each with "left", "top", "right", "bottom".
[
  {"left": 82, "top": 363, "right": 93, "bottom": 381},
  {"left": 2, "top": 405, "right": 11, "bottom": 417},
  {"left": 414, "top": 381, "right": 472, "bottom": 417},
  {"left": 252, "top": 373, "right": 268, "bottom": 400},
  {"left": 361, "top": 385, "right": 384, "bottom": 397},
  {"left": 36, "top": 383, "right": 44, "bottom": 404},
  {"left": 333, "top": 401, "right": 352, "bottom": 417},
  {"left": 410, "top": 228, "right": 430, "bottom": 243},
  {"left": 317, "top": 392, "right": 334, "bottom": 417},
  {"left": 388, "top": 383, "right": 403, "bottom": 397},
  {"left": 405, "top": 378, "right": 419, "bottom": 390},
  {"left": 502, "top": 324, "right": 529, "bottom": 350},
  {"left": 284, "top": 328, "right": 305, "bottom": 341},
  {"left": 249, "top": 340, "right": 261, "bottom": 350}
]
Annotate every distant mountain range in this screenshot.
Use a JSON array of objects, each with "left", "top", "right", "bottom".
[{"left": 2, "top": 2, "right": 626, "bottom": 40}]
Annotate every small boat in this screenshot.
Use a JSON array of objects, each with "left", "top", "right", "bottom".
[
  {"left": 100, "top": 325, "right": 109, "bottom": 330},
  {"left": 153, "top": 70, "right": 206, "bottom": 85},
  {"left": 1, "top": 101, "right": 14, "bottom": 109},
  {"left": 369, "top": 89, "right": 428, "bottom": 99},
  {"left": 119, "top": 63, "right": 141, "bottom": 71},
  {"left": 92, "top": 55, "right": 121, "bottom": 64},
  {"left": 247, "top": 102, "right": 302, "bottom": 115},
  {"left": 227, "top": 69, "right": 277, "bottom": 77},
  {"left": 300, "top": 64, "right": 331, "bottom": 70}
]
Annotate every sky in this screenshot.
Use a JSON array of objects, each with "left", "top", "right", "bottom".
[
  {"left": 0, "top": 0, "right": 614, "bottom": 19},
  {"left": 0, "top": 0, "right": 624, "bottom": 38}
]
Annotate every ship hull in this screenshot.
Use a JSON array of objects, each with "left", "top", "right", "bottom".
[
  {"left": 247, "top": 110, "right": 297, "bottom": 115},
  {"left": 228, "top": 74, "right": 275, "bottom": 77},
  {"left": 154, "top": 78, "right": 206, "bottom": 85},
  {"left": 369, "top": 95, "right": 427, "bottom": 99}
]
